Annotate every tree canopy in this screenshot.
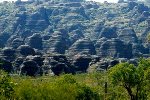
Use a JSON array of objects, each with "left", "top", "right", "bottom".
[{"left": 108, "top": 59, "right": 150, "bottom": 100}]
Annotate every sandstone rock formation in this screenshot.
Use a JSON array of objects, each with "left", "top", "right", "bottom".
[{"left": 67, "top": 38, "right": 96, "bottom": 56}]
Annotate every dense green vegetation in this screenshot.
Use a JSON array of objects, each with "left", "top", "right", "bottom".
[
  {"left": 0, "top": 59, "right": 150, "bottom": 100},
  {"left": 109, "top": 59, "right": 150, "bottom": 100}
]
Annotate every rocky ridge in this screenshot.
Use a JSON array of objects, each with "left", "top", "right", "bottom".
[{"left": 0, "top": 0, "right": 149, "bottom": 75}]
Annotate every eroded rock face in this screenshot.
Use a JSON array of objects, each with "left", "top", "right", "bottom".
[
  {"left": 84, "top": 3, "right": 99, "bottom": 9},
  {"left": 7, "top": 35, "right": 20, "bottom": 47},
  {"left": 0, "top": 33, "right": 10, "bottom": 48},
  {"left": 48, "top": 54, "right": 74, "bottom": 75},
  {"left": 20, "top": 60, "right": 40, "bottom": 76},
  {"left": 95, "top": 37, "right": 108, "bottom": 54},
  {"left": 26, "top": 55, "right": 44, "bottom": 67},
  {"left": 99, "top": 27, "right": 118, "bottom": 39},
  {"left": 98, "top": 38, "right": 133, "bottom": 58},
  {"left": 88, "top": 59, "right": 119, "bottom": 72},
  {"left": 17, "top": 45, "right": 35, "bottom": 56},
  {"left": 68, "top": 23, "right": 86, "bottom": 33},
  {"left": 67, "top": 38, "right": 96, "bottom": 56},
  {"left": 132, "top": 43, "right": 149, "bottom": 57},
  {"left": 118, "top": 28, "right": 138, "bottom": 43},
  {"left": 73, "top": 56, "right": 92, "bottom": 72},
  {"left": 65, "top": 2, "right": 82, "bottom": 7},
  {"left": 94, "top": 22, "right": 105, "bottom": 33},
  {"left": 27, "top": 33, "right": 43, "bottom": 50},
  {"left": 45, "top": 31, "right": 70, "bottom": 54},
  {"left": 14, "top": 7, "right": 50, "bottom": 36},
  {"left": 127, "top": 2, "right": 138, "bottom": 11},
  {"left": 0, "top": 58, "right": 13, "bottom": 73},
  {"left": 51, "top": 63, "right": 69, "bottom": 75},
  {"left": 0, "top": 0, "right": 150, "bottom": 75},
  {"left": 13, "top": 57, "right": 24, "bottom": 72},
  {"left": 69, "top": 29, "right": 84, "bottom": 44},
  {"left": 2, "top": 47, "right": 16, "bottom": 57},
  {"left": 136, "top": 3, "right": 149, "bottom": 14},
  {"left": 25, "top": 9, "right": 50, "bottom": 32},
  {"left": 137, "top": 11, "right": 150, "bottom": 23},
  {"left": 2, "top": 47, "right": 16, "bottom": 61},
  {"left": 11, "top": 38, "right": 24, "bottom": 49}
]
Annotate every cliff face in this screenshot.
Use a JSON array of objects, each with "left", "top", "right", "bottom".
[
  {"left": 0, "top": 0, "right": 149, "bottom": 58},
  {"left": 0, "top": 0, "right": 150, "bottom": 75}
]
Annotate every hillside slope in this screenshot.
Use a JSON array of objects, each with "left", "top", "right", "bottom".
[{"left": 0, "top": 0, "right": 150, "bottom": 75}]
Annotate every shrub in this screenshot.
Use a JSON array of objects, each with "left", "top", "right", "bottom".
[
  {"left": 14, "top": 74, "right": 100, "bottom": 100},
  {"left": 0, "top": 70, "right": 15, "bottom": 99}
]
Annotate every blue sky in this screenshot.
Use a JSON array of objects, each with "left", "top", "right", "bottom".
[{"left": 0, "top": 0, "right": 118, "bottom": 3}]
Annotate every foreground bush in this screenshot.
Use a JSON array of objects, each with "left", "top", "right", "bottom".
[
  {"left": 108, "top": 59, "right": 150, "bottom": 100},
  {"left": 13, "top": 74, "right": 99, "bottom": 100},
  {"left": 0, "top": 70, "right": 15, "bottom": 100}
]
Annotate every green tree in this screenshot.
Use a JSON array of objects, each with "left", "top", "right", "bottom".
[{"left": 108, "top": 59, "right": 150, "bottom": 100}]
